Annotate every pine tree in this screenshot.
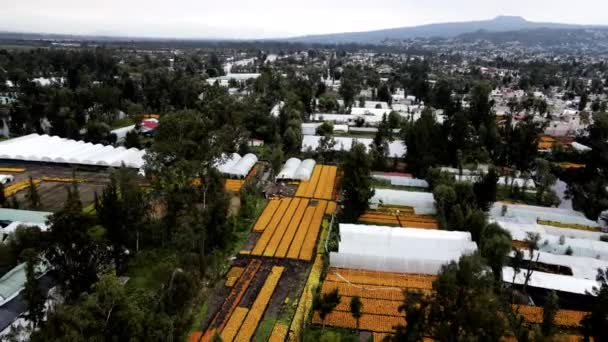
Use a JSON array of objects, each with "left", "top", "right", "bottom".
[
  {"left": 22, "top": 249, "right": 45, "bottom": 328},
  {"left": 26, "top": 176, "right": 41, "bottom": 209},
  {"left": 341, "top": 143, "right": 375, "bottom": 223}
]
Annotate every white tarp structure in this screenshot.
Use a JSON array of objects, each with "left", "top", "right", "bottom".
[
  {"left": 372, "top": 174, "right": 429, "bottom": 188},
  {"left": 276, "top": 158, "right": 301, "bottom": 180},
  {"left": 276, "top": 158, "right": 317, "bottom": 181},
  {"left": 294, "top": 159, "right": 316, "bottom": 181},
  {"left": 330, "top": 224, "right": 477, "bottom": 274},
  {"left": 110, "top": 125, "right": 136, "bottom": 143},
  {"left": 571, "top": 142, "right": 592, "bottom": 152},
  {"left": 0, "top": 134, "right": 145, "bottom": 168},
  {"left": 491, "top": 203, "right": 599, "bottom": 228},
  {"left": 455, "top": 175, "right": 536, "bottom": 189},
  {"left": 503, "top": 267, "right": 597, "bottom": 295},
  {"left": 371, "top": 189, "right": 436, "bottom": 215},
  {"left": 215, "top": 153, "right": 242, "bottom": 174},
  {"left": 492, "top": 218, "right": 608, "bottom": 260},
  {"left": 226, "top": 153, "right": 257, "bottom": 178},
  {"left": 302, "top": 135, "right": 406, "bottom": 158},
  {"left": 515, "top": 250, "right": 608, "bottom": 280}
]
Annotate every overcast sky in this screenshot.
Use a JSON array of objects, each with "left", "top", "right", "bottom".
[{"left": 1, "top": 0, "right": 607, "bottom": 39}]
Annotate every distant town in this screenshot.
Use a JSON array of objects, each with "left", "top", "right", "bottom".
[{"left": 0, "top": 16, "right": 607, "bottom": 342}]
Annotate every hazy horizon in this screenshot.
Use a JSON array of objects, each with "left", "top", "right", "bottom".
[{"left": 1, "top": 0, "right": 608, "bottom": 39}]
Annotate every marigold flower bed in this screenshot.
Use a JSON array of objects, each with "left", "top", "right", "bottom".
[
  {"left": 202, "top": 260, "right": 261, "bottom": 339},
  {"left": 299, "top": 200, "right": 328, "bottom": 261},
  {"left": 224, "top": 266, "right": 245, "bottom": 287},
  {"left": 514, "top": 305, "right": 588, "bottom": 327},
  {"left": 295, "top": 165, "right": 337, "bottom": 200},
  {"left": 4, "top": 179, "right": 41, "bottom": 197},
  {"left": 264, "top": 198, "right": 302, "bottom": 257},
  {"left": 335, "top": 296, "right": 402, "bottom": 316},
  {"left": 253, "top": 199, "right": 280, "bottom": 232},
  {"left": 327, "top": 268, "right": 436, "bottom": 289},
  {"left": 268, "top": 322, "right": 289, "bottom": 342},
  {"left": 312, "top": 310, "right": 404, "bottom": 333},
  {"left": 252, "top": 199, "right": 292, "bottom": 255},
  {"left": 275, "top": 199, "right": 309, "bottom": 258},
  {"left": 220, "top": 307, "right": 249, "bottom": 342},
  {"left": 234, "top": 266, "right": 285, "bottom": 341}
]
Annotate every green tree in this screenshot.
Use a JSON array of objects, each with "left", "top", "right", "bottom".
[
  {"left": 313, "top": 288, "right": 341, "bottom": 329},
  {"left": 534, "top": 158, "right": 559, "bottom": 207},
  {"left": 349, "top": 296, "right": 363, "bottom": 330},
  {"left": 402, "top": 108, "right": 443, "bottom": 177},
  {"left": 96, "top": 169, "right": 146, "bottom": 274},
  {"left": 480, "top": 223, "right": 512, "bottom": 283},
  {"left": 582, "top": 268, "right": 608, "bottom": 342},
  {"left": 269, "top": 146, "right": 285, "bottom": 176},
  {"left": 541, "top": 291, "right": 559, "bottom": 337},
  {"left": 25, "top": 176, "right": 41, "bottom": 209},
  {"left": 391, "top": 291, "right": 430, "bottom": 342},
  {"left": 473, "top": 167, "right": 499, "bottom": 211},
  {"left": 45, "top": 183, "right": 108, "bottom": 301},
  {"left": 341, "top": 143, "right": 375, "bottom": 223},
  {"left": 0, "top": 182, "right": 6, "bottom": 207},
  {"left": 124, "top": 130, "right": 142, "bottom": 149},
  {"left": 426, "top": 254, "right": 508, "bottom": 341},
  {"left": 22, "top": 249, "right": 45, "bottom": 328}
]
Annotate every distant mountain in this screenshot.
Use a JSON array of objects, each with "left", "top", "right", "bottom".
[{"left": 287, "top": 16, "right": 604, "bottom": 44}]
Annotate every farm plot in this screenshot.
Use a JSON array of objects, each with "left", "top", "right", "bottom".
[
  {"left": 249, "top": 199, "right": 329, "bottom": 261},
  {"left": 359, "top": 212, "right": 438, "bottom": 229},
  {"left": 225, "top": 179, "right": 245, "bottom": 192},
  {"left": 295, "top": 165, "right": 337, "bottom": 200},
  {"left": 200, "top": 265, "right": 286, "bottom": 342},
  {"left": 234, "top": 266, "right": 285, "bottom": 341},
  {"left": 201, "top": 260, "right": 262, "bottom": 340},
  {"left": 514, "top": 305, "right": 588, "bottom": 328},
  {"left": 314, "top": 268, "right": 435, "bottom": 333}
]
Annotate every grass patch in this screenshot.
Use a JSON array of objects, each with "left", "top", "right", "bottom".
[
  {"left": 303, "top": 326, "right": 359, "bottom": 342},
  {"left": 111, "top": 117, "right": 135, "bottom": 129},
  {"left": 189, "top": 301, "right": 209, "bottom": 332},
  {"left": 497, "top": 187, "right": 538, "bottom": 206},
  {"left": 126, "top": 249, "right": 178, "bottom": 293},
  {"left": 254, "top": 315, "right": 278, "bottom": 342}
]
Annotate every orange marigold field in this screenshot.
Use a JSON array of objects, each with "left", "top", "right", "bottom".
[
  {"left": 220, "top": 307, "right": 249, "bottom": 342},
  {"left": 326, "top": 201, "right": 338, "bottom": 215},
  {"left": 514, "top": 305, "right": 588, "bottom": 327},
  {"left": 299, "top": 200, "right": 328, "bottom": 261},
  {"left": 275, "top": 199, "right": 309, "bottom": 258},
  {"left": 312, "top": 310, "right": 404, "bottom": 333},
  {"left": 286, "top": 206, "right": 316, "bottom": 259},
  {"left": 253, "top": 199, "right": 280, "bottom": 232},
  {"left": 327, "top": 268, "right": 436, "bottom": 289},
  {"left": 264, "top": 198, "right": 302, "bottom": 257},
  {"left": 268, "top": 322, "right": 289, "bottom": 342},
  {"left": 252, "top": 198, "right": 292, "bottom": 255},
  {"left": 335, "top": 296, "right": 402, "bottom": 316},
  {"left": 224, "top": 266, "right": 244, "bottom": 287},
  {"left": 322, "top": 280, "right": 410, "bottom": 301},
  {"left": 234, "top": 266, "right": 284, "bottom": 341}
]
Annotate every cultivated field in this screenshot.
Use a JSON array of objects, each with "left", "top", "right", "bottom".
[{"left": 295, "top": 165, "right": 337, "bottom": 200}]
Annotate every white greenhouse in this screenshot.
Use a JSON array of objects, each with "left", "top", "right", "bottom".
[
  {"left": 330, "top": 224, "right": 478, "bottom": 274},
  {"left": 0, "top": 134, "right": 145, "bottom": 168},
  {"left": 503, "top": 267, "right": 597, "bottom": 295},
  {"left": 301, "top": 135, "right": 406, "bottom": 158},
  {"left": 370, "top": 189, "right": 436, "bottom": 215},
  {"left": 491, "top": 203, "right": 599, "bottom": 228},
  {"left": 226, "top": 153, "right": 258, "bottom": 178},
  {"left": 276, "top": 158, "right": 316, "bottom": 181}
]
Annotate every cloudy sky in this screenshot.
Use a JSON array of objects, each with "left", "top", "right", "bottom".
[{"left": 1, "top": 0, "right": 607, "bottom": 39}]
